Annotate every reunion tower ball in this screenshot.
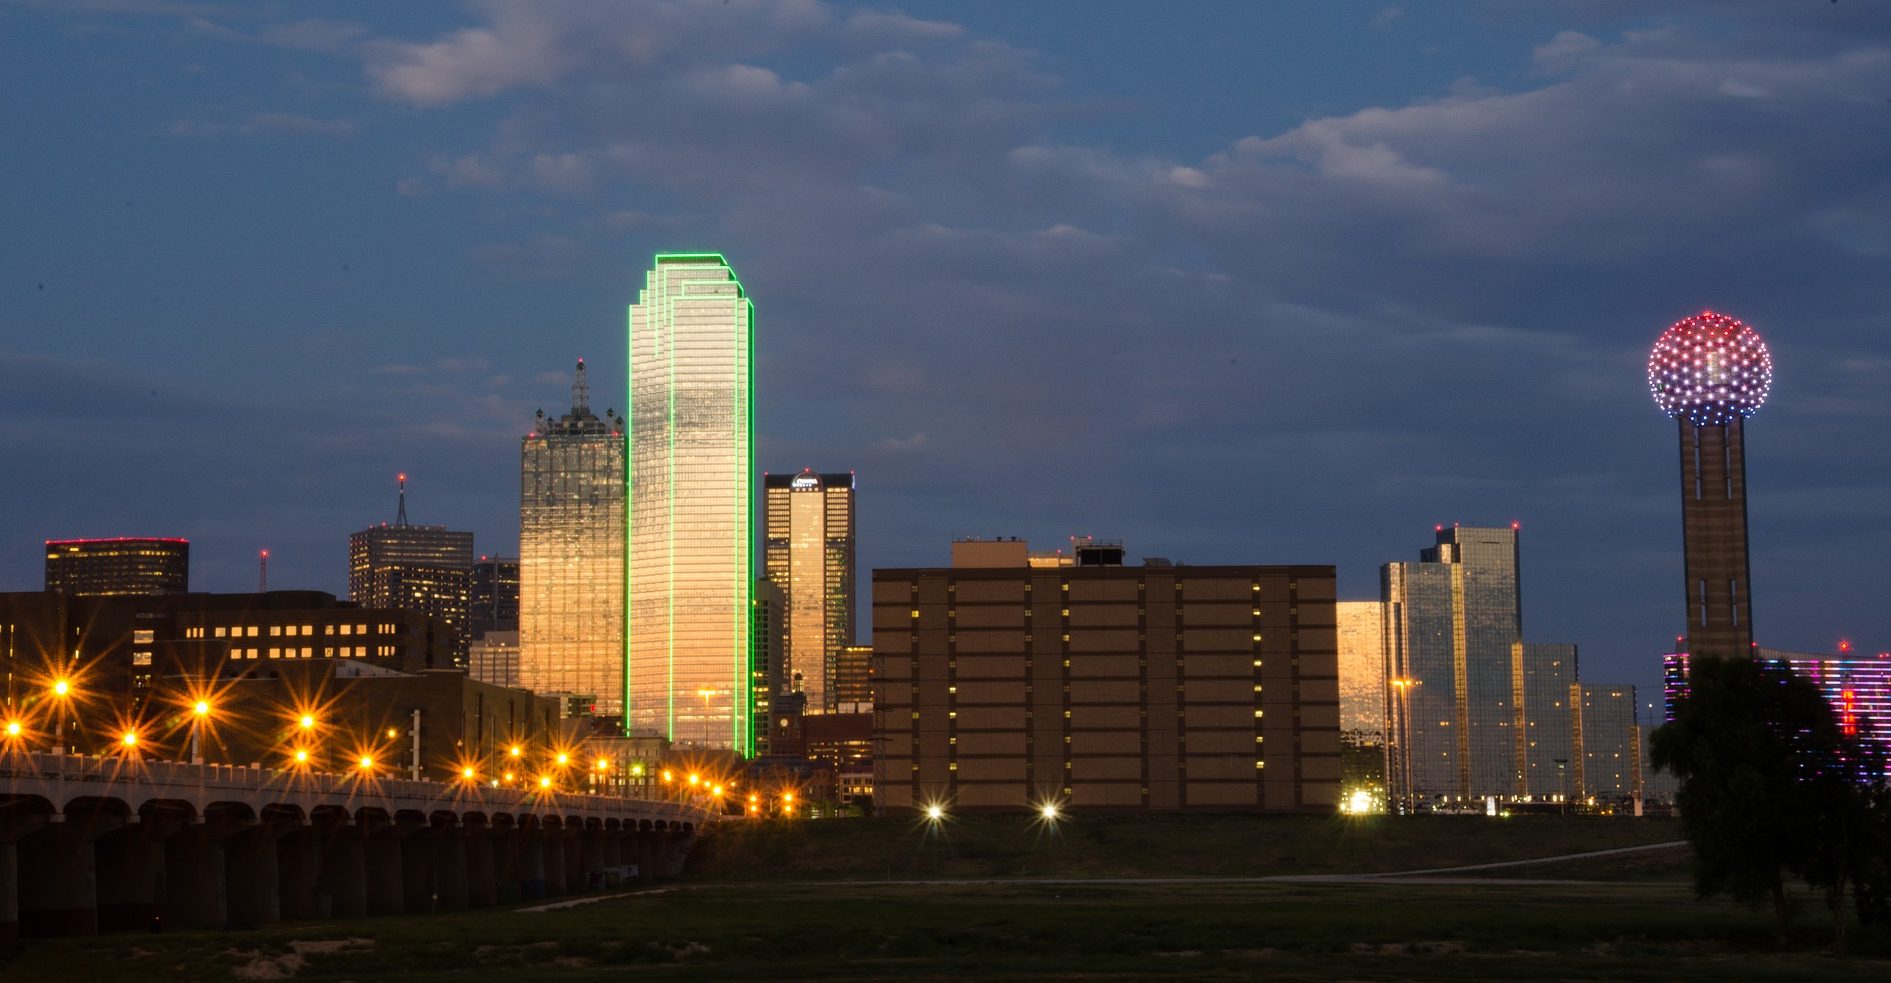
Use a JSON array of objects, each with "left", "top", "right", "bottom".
[{"left": 1647, "top": 310, "right": 1773, "bottom": 427}]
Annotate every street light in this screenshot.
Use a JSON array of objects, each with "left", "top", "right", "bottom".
[
  {"left": 47, "top": 677, "right": 74, "bottom": 753},
  {"left": 189, "top": 697, "right": 214, "bottom": 765}
]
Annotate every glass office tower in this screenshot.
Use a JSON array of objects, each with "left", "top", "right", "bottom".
[
  {"left": 627, "top": 254, "right": 754, "bottom": 752},
  {"left": 1382, "top": 524, "right": 1522, "bottom": 805},
  {"left": 762, "top": 469, "right": 856, "bottom": 714},
  {"left": 520, "top": 359, "right": 626, "bottom": 717}
]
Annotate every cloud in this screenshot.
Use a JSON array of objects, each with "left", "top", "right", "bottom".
[
  {"left": 1369, "top": 6, "right": 1404, "bottom": 31},
  {"left": 240, "top": 112, "right": 357, "bottom": 136},
  {"left": 877, "top": 432, "right": 927, "bottom": 451}
]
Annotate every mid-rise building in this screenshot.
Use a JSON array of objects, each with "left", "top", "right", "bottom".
[
  {"left": 627, "top": 254, "right": 754, "bottom": 752},
  {"left": 469, "top": 629, "right": 521, "bottom": 688},
  {"left": 751, "top": 579, "right": 786, "bottom": 754},
  {"left": 1334, "top": 601, "right": 1384, "bottom": 742},
  {"left": 519, "top": 359, "right": 626, "bottom": 718},
  {"left": 762, "top": 470, "right": 856, "bottom": 713},
  {"left": 1574, "top": 683, "right": 1641, "bottom": 801},
  {"left": 471, "top": 555, "right": 520, "bottom": 638},
  {"left": 44, "top": 537, "right": 189, "bottom": 596},
  {"left": 873, "top": 540, "right": 1339, "bottom": 813},
  {"left": 1514, "top": 642, "right": 1579, "bottom": 800},
  {"left": 834, "top": 644, "right": 872, "bottom": 713},
  {"left": 348, "top": 476, "right": 474, "bottom": 665}
]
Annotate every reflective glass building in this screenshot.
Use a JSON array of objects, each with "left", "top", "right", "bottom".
[
  {"left": 1334, "top": 600, "right": 1385, "bottom": 740},
  {"left": 520, "top": 360, "right": 625, "bottom": 717},
  {"left": 627, "top": 254, "right": 754, "bottom": 752},
  {"left": 1514, "top": 642, "right": 1577, "bottom": 800},
  {"left": 1382, "top": 525, "right": 1522, "bottom": 805},
  {"left": 762, "top": 469, "right": 856, "bottom": 714}
]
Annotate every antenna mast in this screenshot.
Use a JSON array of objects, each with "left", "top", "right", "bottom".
[
  {"left": 396, "top": 472, "right": 409, "bottom": 527},
  {"left": 572, "top": 358, "right": 590, "bottom": 414},
  {"left": 258, "top": 549, "right": 269, "bottom": 592}
]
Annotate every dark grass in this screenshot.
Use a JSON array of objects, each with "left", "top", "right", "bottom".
[{"left": 4, "top": 815, "right": 1886, "bottom": 981}]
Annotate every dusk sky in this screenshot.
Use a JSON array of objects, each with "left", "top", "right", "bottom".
[{"left": 5, "top": 1, "right": 1889, "bottom": 701}]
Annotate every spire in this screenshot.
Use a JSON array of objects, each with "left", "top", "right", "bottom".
[
  {"left": 572, "top": 358, "right": 590, "bottom": 415},
  {"left": 396, "top": 472, "right": 409, "bottom": 527}
]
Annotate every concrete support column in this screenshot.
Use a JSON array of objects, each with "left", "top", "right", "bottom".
[
  {"left": 17, "top": 821, "right": 99, "bottom": 937},
  {"left": 400, "top": 831, "right": 435, "bottom": 913},
  {"left": 664, "top": 831, "right": 693, "bottom": 878},
  {"left": 563, "top": 829, "right": 587, "bottom": 892},
  {"left": 0, "top": 842, "right": 17, "bottom": 943},
  {"left": 579, "top": 829, "right": 604, "bottom": 890},
  {"left": 224, "top": 825, "right": 280, "bottom": 928},
  {"left": 491, "top": 829, "right": 522, "bottom": 904},
  {"left": 317, "top": 827, "right": 366, "bottom": 919},
  {"left": 276, "top": 827, "right": 322, "bottom": 920},
  {"left": 600, "top": 830, "right": 624, "bottom": 870},
  {"left": 637, "top": 833, "right": 659, "bottom": 887},
  {"left": 515, "top": 828, "right": 547, "bottom": 901},
  {"left": 464, "top": 829, "right": 496, "bottom": 908},
  {"left": 364, "top": 831, "right": 405, "bottom": 916},
  {"left": 162, "top": 825, "right": 226, "bottom": 930},
  {"left": 541, "top": 828, "right": 568, "bottom": 897},
  {"left": 432, "top": 827, "right": 469, "bottom": 912},
  {"left": 95, "top": 824, "right": 165, "bottom": 933}
]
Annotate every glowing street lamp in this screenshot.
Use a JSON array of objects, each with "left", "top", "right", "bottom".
[
  {"left": 1039, "top": 802, "right": 1060, "bottom": 822},
  {"left": 47, "top": 676, "right": 74, "bottom": 753},
  {"left": 189, "top": 696, "right": 214, "bottom": 764},
  {"left": 357, "top": 754, "right": 376, "bottom": 774},
  {"left": 120, "top": 730, "right": 140, "bottom": 749},
  {"left": 926, "top": 804, "right": 945, "bottom": 822}
]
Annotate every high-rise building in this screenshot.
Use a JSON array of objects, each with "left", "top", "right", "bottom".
[
  {"left": 1514, "top": 642, "right": 1578, "bottom": 801},
  {"left": 348, "top": 476, "right": 474, "bottom": 664},
  {"left": 469, "top": 629, "right": 521, "bottom": 689},
  {"left": 471, "top": 555, "right": 520, "bottom": 638},
  {"left": 873, "top": 540, "right": 1340, "bottom": 813},
  {"left": 627, "top": 253, "right": 754, "bottom": 752},
  {"left": 1382, "top": 524, "right": 1522, "bottom": 806},
  {"left": 519, "top": 360, "right": 626, "bottom": 718},
  {"left": 1648, "top": 311, "right": 1772, "bottom": 660},
  {"left": 762, "top": 469, "right": 856, "bottom": 713},
  {"left": 44, "top": 538, "right": 189, "bottom": 596}
]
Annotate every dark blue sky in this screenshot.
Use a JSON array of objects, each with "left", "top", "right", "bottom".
[{"left": 5, "top": 1, "right": 1890, "bottom": 703}]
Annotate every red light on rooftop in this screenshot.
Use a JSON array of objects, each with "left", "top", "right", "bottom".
[
  {"left": 397, "top": 472, "right": 407, "bottom": 482},
  {"left": 1511, "top": 521, "right": 1521, "bottom": 530}
]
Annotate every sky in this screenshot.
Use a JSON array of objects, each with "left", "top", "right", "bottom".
[{"left": 4, "top": 1, "right": 1889, "bottom": 704}]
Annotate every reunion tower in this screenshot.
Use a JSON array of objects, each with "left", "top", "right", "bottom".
[{"left": 1648, "top": 311, "right": 1774, "bottom": 660}]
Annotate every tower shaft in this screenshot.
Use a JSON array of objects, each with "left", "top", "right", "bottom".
[{"left": 1677, "top": 417, "right": 1753, "bottom": 658}]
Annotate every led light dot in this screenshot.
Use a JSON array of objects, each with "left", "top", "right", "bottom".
[{"left": 1647, "top": 310, "right": 1772, "bottom": 426}]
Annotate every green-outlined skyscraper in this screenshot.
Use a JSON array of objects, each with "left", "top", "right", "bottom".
[{"left": 627, "top": 254, "right": 754, "bottom": 753}]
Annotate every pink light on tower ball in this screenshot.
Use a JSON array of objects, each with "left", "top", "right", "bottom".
[{"left": 1647, "top": 310, "right": 1773, "bottom": 427}]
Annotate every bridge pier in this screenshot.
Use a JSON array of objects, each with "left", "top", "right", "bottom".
[
  {"left": 277, "top": 825, "right": 322, "bottom": 920},
  {"left": 400, "top": 824, "right": 435, "bottom": 913},
  {"left": 432, "top": 825, "right": 469, "bottom": 911},
  {"left": 95, "top": 822, "right": 166, "bottom": 933},
  {"left": 636, "top": 832, "right": 659, "bottom": 887},
  {"left": 0, "top": 842, "right": 17, "bottom": 942},
  {"left": 541, "top": 824, "right": 568, "bottom": 897},
  {"left": 464, "top": 826, "right": 496, "bottom": 908},
  {"left": 225, "top": 824, "right": 280, "bottom": 928},
  {"left": 599, "top": 826, "right": 623, "bottom": 870},
  {"left": 364, "top": 821, "right": 406, "bottom": 916},
  {"left": 17, "top": 820, "right": 98, "bottom": 937},
  {"left": 491, "top": 826, "right": 522, "bottom": 903},
  {"left": 317, "top": 824, "right": 367, "bottom": 919},
  {"left": 579, "top": 825, "right": 604, "bottom": 889},
  {"left": 161, "top": 824, "right": 225, "bottom": 930}
]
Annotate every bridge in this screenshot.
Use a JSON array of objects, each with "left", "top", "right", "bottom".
[{"left": 1, "top": 751, "right": 717, "bottom": 939}]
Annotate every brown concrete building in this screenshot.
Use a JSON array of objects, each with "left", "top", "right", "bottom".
[{"left": 873, "top": 542, "right": 1339, "bottom": 814}]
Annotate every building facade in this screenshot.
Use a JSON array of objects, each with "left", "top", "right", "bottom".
[
  {"left": 520, "top": 359, "right": 626, "bottom": 718},
  {"left": 348, "top": 478, "right": 474, "bottom": 666},
  {"left": 1574, "top": 683, "right": 1641, "bottom": 801},
  {"left": 627, "top": 253, "right": 754, "bottom": 752},
  {"left": 1382, "top": 524, "right": 1522, "bottom": 806},
  {"left": 44, "top": 538, "right": 189, "bottom": 597},
  {"left": 873, "top": 542, "right": 1339, "bottom": 813},
  {"left": 469, "top": 629, "right": 521, "bottom": 689},
  {"left": 471, "top": 555, "right": 520, "bottom": 639},
  {"left": 1514, "top": 642, "right": 1578, "bottom": 801},
  {"left": 751, "top": 579, "right": 785, "bottom": 754},
  {"left": 762, "top": 469, "right": 856, "bottom": 714},
  {"left": 834, "top": 644, "right": 872, "bottom": 713},
  {"left": 1334, "top": 601, "right": 1384, "bottom": 741}
]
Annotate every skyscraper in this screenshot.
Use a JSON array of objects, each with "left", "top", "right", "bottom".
[
  {"left": 44, "top": 537, "right": 189, "bottom": 596},
  {"left": 1334, "top": 600, "right": 1385, "bottom": 742},
  {"left": 1647, "top": 311, "right": 1772, "bottom": 660},
  {"left": 1382, "top": 524, "right": 1522, "bottom": 805},
  {"left": 470, "top": 555, "right": 520, "bottom": 639},
  {"left": 519, "top": 360, "right": 626, "bottom": 717},
  {"left": 348, "top": 476, "right": 473, "bottom": 664},
  {"left": 762, "top": 469, "right": 856, "bottom": 713},
  {"left": 627, "top": 253, "right": 754, "bottom": 752},
  {"left": 1513, "top": 642, "right": 1577, "bottom": 800}
]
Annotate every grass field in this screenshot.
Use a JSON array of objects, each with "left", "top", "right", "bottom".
[{"left": 2, "top": 814, "right": 1886, "bottom": 981}]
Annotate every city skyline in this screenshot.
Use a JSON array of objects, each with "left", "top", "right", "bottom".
[{"left": 6, "top": 2, "right": 1891, "bottom": 708}]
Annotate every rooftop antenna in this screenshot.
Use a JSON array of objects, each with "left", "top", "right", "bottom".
[
  {"left": 258, "top": 549, "right": 269, "bottom": 592},
  {"left": 572, "top": 358, "right": 590, "bottom": 414},
  {"left": 396, "top": 472, "right": 409, "bottom": 527}
]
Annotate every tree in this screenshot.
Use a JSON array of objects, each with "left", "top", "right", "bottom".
[{"left": 1650, "top": 657, "right": 1872, "bottom": 946}]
